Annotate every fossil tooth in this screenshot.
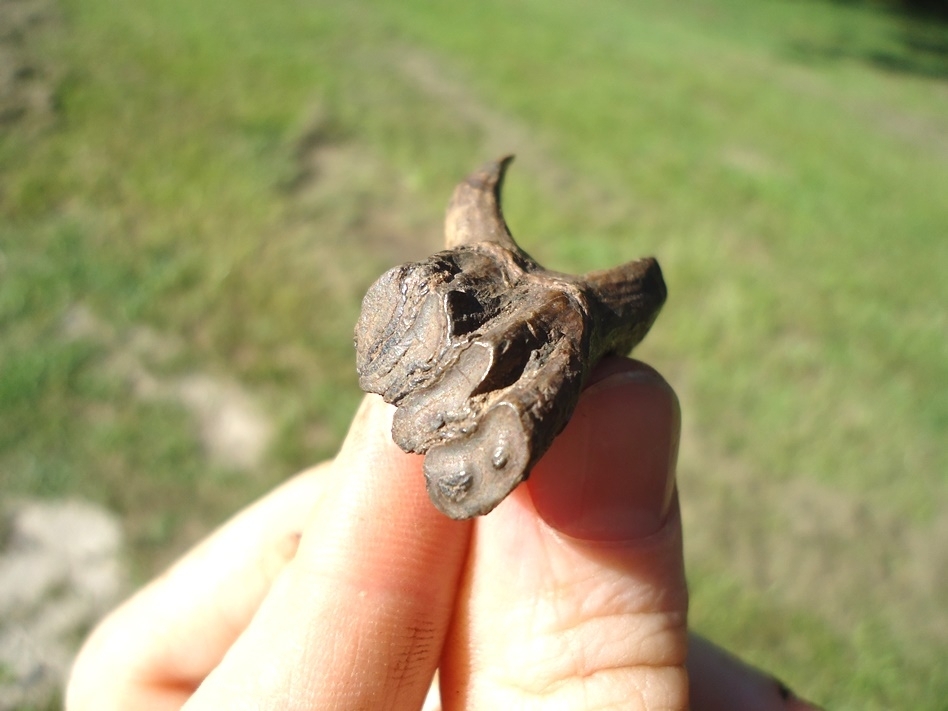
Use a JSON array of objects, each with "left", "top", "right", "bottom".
[{"left": 355, "top": 156, "right": 666, "bottom": 519}]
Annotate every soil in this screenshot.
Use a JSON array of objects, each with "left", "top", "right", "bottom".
[
  {"left": 62, "top": 304, "right": 275, "bottom": 473},
  {"left": 0, "top": 499, "right": 125, "bottom": 711},
  {"left": 392, "top": 46, "right": 642, "bottom": 243},
  {"left": 0, "top": 0, "right": 58, "bottom": 127}
]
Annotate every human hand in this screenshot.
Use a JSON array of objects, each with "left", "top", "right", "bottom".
[{"left": 66, "top": 358, "right": 821, "bottom": 710}]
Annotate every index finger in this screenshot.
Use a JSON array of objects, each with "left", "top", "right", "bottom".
[{"left": 184, "top": 395, "right": 471, "bottom": 710}]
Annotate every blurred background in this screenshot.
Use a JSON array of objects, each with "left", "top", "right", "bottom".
[{"left": 1, "top": 0, "right": 946, "bottom": 708}]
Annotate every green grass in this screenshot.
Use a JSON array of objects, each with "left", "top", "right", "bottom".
[{"left": 1, "top": 0, "right": 946, "bottom": 707}]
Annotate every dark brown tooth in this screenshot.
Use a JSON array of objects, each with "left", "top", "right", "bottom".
[{"left": 355, "top": 156, "right": 666, "bottom": 519}]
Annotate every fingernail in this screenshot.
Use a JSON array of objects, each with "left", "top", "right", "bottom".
[{"left": 528, "top": 367, "right": 679, "bottom": 542}]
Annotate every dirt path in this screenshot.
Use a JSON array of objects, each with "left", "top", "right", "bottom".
[{"left": 390, "top": 46, "right": 640, "bottom": 245}]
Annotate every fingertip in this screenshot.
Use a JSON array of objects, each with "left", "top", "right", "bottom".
[
  {"left": 528, "top": 358, "right": 680, "bottom": 542},
  {"left": 439, "top": 358, "right": 688, "bottom": 709},
  {"left": 184, "top": 392, "right": 471, "bottom": 709},
  {"left": 688, "top": 634, "right": 825, "bottom": 711},
  {"left": 584, "top": 355, "right": 667, "bottom": 387},
  {"left": 335, "top": 394, "right": 401, "bottom": 463}
]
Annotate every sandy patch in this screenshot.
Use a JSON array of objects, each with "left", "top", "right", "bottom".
[
  {"left": 0, "top": 499, "right": 125, "bottom": 711},
  {"left": 62, "top": 304, "right": 273, "bottom": 472}
]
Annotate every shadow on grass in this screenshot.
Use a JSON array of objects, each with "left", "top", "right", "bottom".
[
  {"left": 891, "top": 0, "right": 948, "bottom": 22},
  {"left": 792, "top": 0, "right": 948, "bottom": 79}
]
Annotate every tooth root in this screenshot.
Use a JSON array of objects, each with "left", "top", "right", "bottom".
[{"left": 444, "top": 155, "right": 519, "bottom": 251}]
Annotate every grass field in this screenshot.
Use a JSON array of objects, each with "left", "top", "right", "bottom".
[{"left": 1, "top": 0, "right": 946, "bottom": 707}]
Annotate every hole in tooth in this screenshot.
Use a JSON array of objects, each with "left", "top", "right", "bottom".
[
  {"left": 446, "top": 289, "right": 487, "bottom": 336},
  {"left": 437, "top": 469, "right": 473, "bottom": 502}
]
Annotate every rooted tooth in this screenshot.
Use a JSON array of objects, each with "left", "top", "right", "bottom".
[{"left": 355, "top": 156, "right": 666, "bottom": 519}]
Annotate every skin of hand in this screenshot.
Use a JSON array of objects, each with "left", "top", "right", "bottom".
[{"left": 65, "top": 358, "right": 822, "bottom": 711}]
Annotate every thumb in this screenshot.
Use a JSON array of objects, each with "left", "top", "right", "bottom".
[{"left": 439, "top": 358, "right": 688, "bottom": 710}]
